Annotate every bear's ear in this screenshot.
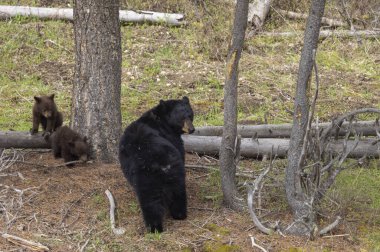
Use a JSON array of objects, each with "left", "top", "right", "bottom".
[
  {"left": 182, "top": 96, "right": 189, "bottom": 103},
  {"left": 158, "top": 99, "right": 166, "bottom": 111},
  {"left": 34, "top": 96, "right": 41, "bottom": 103},
  {"left": 49, "top": 94, "right": 55, "bottom": 100}
]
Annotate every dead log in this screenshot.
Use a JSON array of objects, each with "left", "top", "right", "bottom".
[
  {"left": 1, "top": 131, "right": 378, "bottom": 159},
  {"left": 258, "top": 30, "right": 380, "bottom": 39},
  {"left": 0, "top": 131, "right": 49, "bottom": 149},
  {"left": 0, "top": 5, "right": 185, "bottom": 26},
  {"left": 276, "top": 9, "right": 346, "bottom": 27},
  {"left": 247, "top": 0, "right": 272, "bottom": 32},
  {"left": 194, "top": 120, "right": 377, "bottom": 138},
  {"left": 183, "top": 135, "right": 379, "bottom": 158}
]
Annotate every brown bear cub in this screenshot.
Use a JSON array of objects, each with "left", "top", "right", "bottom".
[
  {"left": 48, "top": 126, "right": 89, "bottom": 167},
  {"left": 31, "top": 94, "right": 63, "bottom": 136}
]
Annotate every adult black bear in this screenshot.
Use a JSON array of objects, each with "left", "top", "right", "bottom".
[
  {"left": 31, "top": 94, "right": 63, "bottom": 136},
  {"left": 119, "top": 97, "right": 195, "bottom": 233},
  {"left": 48, "top": 126, "right": 89, "bottom": 167}
]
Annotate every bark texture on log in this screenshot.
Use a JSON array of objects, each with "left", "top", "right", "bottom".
[
  {"left": 0, "top": 131, "right": 49, "bottom": 149},
  {"left": 1, "top": 132, "right": 378, "bottom": 159},
  {"left": 72, "top": 0, "right": 121, "bottom": 163},
  {"left": 0, "top": 5, "right": 185, "bottom": 26},
  {"left": 277, "top": 9, "right": 346, "bottom": 27},
  {"left": 258, "top": 30, "right": 380, "bottom": 38},
  {"left": 183, "top": 135, "right": 379, "bottom": 158},
  {"left": 247, "top": 0, "right": 271, "bottom": 31},
  {"left": 194, "top": 121, "right": 377, "bottom": 138}
]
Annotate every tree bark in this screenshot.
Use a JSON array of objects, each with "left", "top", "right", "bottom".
[
  {"left": 193, "top": 120, "right": 377, "bottom": 138},
  {"left": 72, "top": 0, "right": 122, "bottom": 163},
  {"left": 0, "top": 5, "right": 185, "bottom": 26},
  {"left": 219, "top": 0, "right": 249, "bottom": 210},
  {"left": 286, "top": 0, "right": 326, "bottom": 236}
]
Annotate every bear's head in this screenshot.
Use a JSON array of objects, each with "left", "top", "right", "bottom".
[
  {"left": 156, "top": 96, "right": 195, "bottom": 134},
  {"left": 34, "top": 94, "right": 57, "bottom": 118},
  {"left": 68, "top": 137, "right": 89, "bottom": 162}
]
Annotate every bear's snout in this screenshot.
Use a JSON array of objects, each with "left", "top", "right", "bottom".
[{"left": 182, "top": 119, "right": 195, "bottom": 134}]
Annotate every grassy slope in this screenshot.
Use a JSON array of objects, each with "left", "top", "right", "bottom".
[{"left": 0, "top": 0, "right": 379, "bottom": 250}]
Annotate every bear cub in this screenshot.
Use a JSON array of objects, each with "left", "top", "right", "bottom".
[
  {"left": 31, "top": 94, "right": 63, "bottom": 136},
  {"left": 48, "top": 126, "right": 89, "bottom": 167},
  {"left": 119, "top": 97, "right": 195, "bottom": 233}
]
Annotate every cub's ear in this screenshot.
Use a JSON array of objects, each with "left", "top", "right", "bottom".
[
  {"left": 34, "top": 96, "right": 41, "bottom": 103},
  {"left": 182, "top": 96, "right": 189, "bottom": 103},
  {"left": 49, "top": 94, "right": 55, "bottom": 100}
]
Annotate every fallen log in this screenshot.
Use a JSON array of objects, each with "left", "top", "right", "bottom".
[
  {"left": 183, "top": 135, "right": 379, "bottom": 158},
  {"left": 0, "top": 131, "right": 49, "bottom": 149},
  {"left": 247, "top": 0, "right": 271, "bottom": 31},
  {"left": 258, "top": 30, "right": 380, "bottom": 39},
  {"left": 276, "top": 9, "right": 346, "bottom": 27},
  {"left": 1, "top": 131, "right": 378, "bottom": 158},
  {"left": 194, "top": 120, "right": 377, "bottom": 138},
  {"left": 0, "top": 6, "right": 185, "bottom": 26}
]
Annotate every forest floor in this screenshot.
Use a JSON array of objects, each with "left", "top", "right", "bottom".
[{"left": 0, "top": 150, "right": 373, "bottom": 252}]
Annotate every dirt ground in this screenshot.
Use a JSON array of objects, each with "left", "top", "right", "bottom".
[{"left": 0, "top": 150, "right": 365, "bottom": 252}]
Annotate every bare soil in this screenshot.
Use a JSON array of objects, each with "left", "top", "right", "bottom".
[{"left": 0, "top": 151, "right": 363, "bottom": 251}]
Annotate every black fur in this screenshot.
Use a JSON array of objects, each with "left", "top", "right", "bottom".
[
  {"left": 49, "top": 126, "right": 89, "bottom": 167},
  {"left": 119, "top": 97, "right": 195, "bottom": 233}
]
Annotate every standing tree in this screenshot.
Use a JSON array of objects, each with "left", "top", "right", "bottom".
[
  {"left": 285, "top": 0, "right": 326, "bottom": 236},
  {"left": 72, "top": 0, "right": 122, "bottom": 163},
  {"left": 219, "top": 0, "right": 249, "bottom": 210}
]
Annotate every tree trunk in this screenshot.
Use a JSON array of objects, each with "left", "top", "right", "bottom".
[
  {"left": 285, "top": 0, "right": 326, "bottom": 236},
  {"left": 72, "top": 0, "right": 122, "bottom": 163},
  {"left": 219, "top": 0, "right": 249, "bottom": 210}
]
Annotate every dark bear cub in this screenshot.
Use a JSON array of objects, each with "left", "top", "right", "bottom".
[
  {"left": 119, "top": 97, "right": 195, "bottom": 233},
  {"left": 49, "top": 126, "right": 89, "bottom": 167},
  {"left": 31, "top": 94, "right": 63, "bottom": 135}
]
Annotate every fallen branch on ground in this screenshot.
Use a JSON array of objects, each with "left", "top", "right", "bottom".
[
  {"left": 258, "top": 30, "right": 380, "bottom": 39},
  {"left": 1, "top": 233, "right": 49, "bottom": 251},
  {"left": 105, "top": 189, "right": 126, "bottom": 236},
  {"left": 0, "top": 5, "right": 185, "bottom": 26},
  {"left": 276, "top": 9, "right": 347, "bottom": 27}
]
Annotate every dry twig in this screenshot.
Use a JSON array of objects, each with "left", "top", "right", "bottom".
[
  {"left": 105, "top": 189, "right": 126, "bottom": 235},
  {"left": 1, "top": 233, "right": 49, "bottom": 251}
]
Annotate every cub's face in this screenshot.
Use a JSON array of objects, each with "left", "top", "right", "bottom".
[
  {"left": 34, "top": 94, "right": 56, "bottom": 118},
  {"left": 69, "top": 139, "right": 89, "bottom": 161},
  {"left": 162, "top": 96, "right": 195, "bottom": 134}
]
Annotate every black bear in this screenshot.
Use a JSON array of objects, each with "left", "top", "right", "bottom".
[
  {"left": 31, "top": 94, "right": 63, "bottom": 136},
  {"left": 48, "top": 126, "right": 89, "bottom": 167},
  {"left": 119, "top": 97, "right": 195, "bottom": 233}
]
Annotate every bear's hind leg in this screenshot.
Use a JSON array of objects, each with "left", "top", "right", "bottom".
[
  {"left": 136, "top": 177, "right": 165, "bottom": 233},
  {"left": 165, "top": 178, "right": 187, "bottom": 220}
]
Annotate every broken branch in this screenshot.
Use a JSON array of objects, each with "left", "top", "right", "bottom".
[{"left": 105, "top": 189, "right": 126, "bottom": 236}]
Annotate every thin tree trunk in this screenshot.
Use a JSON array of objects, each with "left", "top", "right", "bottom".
[
  {"left": 72, "top": 0, "right": 122, "bottom": 163},
  {"left": 285, "top": 0, "right": 326, "bottom": 236},
  {"left": 219, "top": 0, "right": 249, "bottom": 210}
]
